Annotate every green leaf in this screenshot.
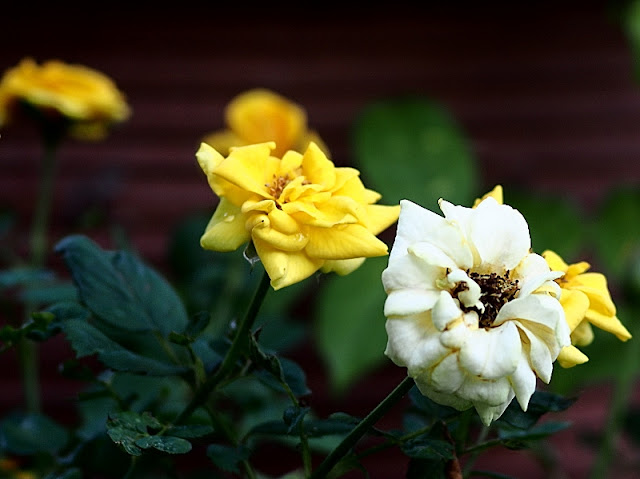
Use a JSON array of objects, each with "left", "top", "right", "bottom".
[
  {"left": 0, "top": 267, "right": 54, "bottom": 288},
  {"left": 106, "top": 411, "right": 167, "bottom": 456},
  {"left": 353, "top": 96, "right": 477, "bottom": 210},
  {"left": 591, "top": 186, "right": 640, "bottom": 279},
  {"left": 20, "top": 281, "right": 78, "bottom": 305},
  {"left": 55, "top": 235, "right": 188, "bottom": 335},
  {"left": 0, "top": 413, "right": 69, "bottom": 455},
  {"left": 207, "top": 444, "right": 251, "bottom": 473},
  {"left": 249, "top": 416, "right": 357, "bottom": 438},
  {"left": 165, "top": 424, "right": 214, "bottom": 439},
  {"left": 401, "top": 437, "right": 455, "bottom": 460},
  {"left": 62, "top": 318, "right": 187, "bottom": 375},
  {"left": 135, "top": 435, "right": 192, "bottom": 454},
  {"left": 106, "top": 425, "right": 143, "bottom": 456},
  {"left": 507, "top": 189, "right": 585, "bottom": 260},
  {"left": 283, "top": 406, "right": 310, "bottom": 434},
  {"left": 497, "top": 391, "right": 575, "bottom": 430},
  {"left": 406, "top": 386, "right": 459, "bottom": 425},
  {"left": 315, "top": 256, "right": 389, "bottom": 395},
  {"left": 497, "top": 421, "right": 572, "bottom": 448}
]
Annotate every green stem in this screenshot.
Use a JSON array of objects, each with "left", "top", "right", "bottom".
[
  {"left": 174, "top": 270, "right": 270, "bottom": 425},
  {"left": 310, "top": 376, "right": 414, "bottom": 479},
  {"left": 588, "top": 322, "right": 640, "bottom": 479},
  {"left": 20, "top": 140, "right": 59, "bottom": 413}
]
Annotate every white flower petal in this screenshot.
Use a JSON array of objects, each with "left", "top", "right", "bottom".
[
  {"left": 447, "top": 269, "right": 483, "bottom": 310},
  {"left": 414, "top": 377, "right": 472, "bottom": 411},
  {"left": 459, "top": 322, "right": 521, "bottom": 380},
  {"left": 383, "top": 289, "right": 440, "bottom": 317},
  {"left": 516, "top": 324, "right": 553, "bottom": 382},
  {"left": 398, "top": 200, "right": 474, "bottom": 269},
  {"left": 458, "top": 375, "right": 512, "bottom": 407},
  {"left": 382, "top": 243, "right": 438, "bottom": 291},
  {"left": 432, "top": 291, "right": 463, "bottom": 331},
  {"left": 467, "top": 197, "right": 531, "bottom": 271},
  {"left": 475, "top": 392, "right": 515, "bottom": 427},
  {"left": 509, "top": 354, "right": 536, "bottom": 411},
  {"left": 384, "top": 315, "right": 448, "bottom": 372},
  {"left": 429, "top": 353, "right": 465, "bottom": 393},
  {"left": 408, "top": 241, "right": 458, "bottom": 270}
]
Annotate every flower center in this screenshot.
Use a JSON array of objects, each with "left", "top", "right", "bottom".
[
  {"left": 266, "top": 174, "right": 291, "bottom": 198},
  {"left": 453, "top": 271, "right": 520, "bottom": 329}
]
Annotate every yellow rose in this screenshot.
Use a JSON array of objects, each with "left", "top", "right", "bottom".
[
  {"left": 0, "top": 58, "right": 130, "bottom": 140},
  {"left": 202, "top": 89, "right": 328, "bottom": 158},
  {"left": 197, "top": 141, "right": 399, "bottom": 290},
  {"left": 543, "top": 250, "right": 632, "bottom": 367}
]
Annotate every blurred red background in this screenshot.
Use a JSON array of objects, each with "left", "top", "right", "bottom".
[{"left": 1, "top": 2, "right": 640, "bottom": 478}]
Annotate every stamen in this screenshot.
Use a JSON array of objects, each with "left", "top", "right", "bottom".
[{"left": 266, "top": 174, "right": 291, "bottom": 198}]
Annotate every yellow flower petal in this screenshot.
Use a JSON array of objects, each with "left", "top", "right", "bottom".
[
  {"left": 200, "top": 199, "right": 249, "bottom": 252},
  {"left": 226, "top": 89, "right": 306, "bottom": 157},
  {"left": 570, "top": 320, "right": 594, "bottom": 346},
  {"left": 584, "top": 310, "right": 632, "bottom": 341},
  {"left": 559, "top": 288, "right": 590, "bottom": 331},
  {"left": 278, "top": 150, "right": 303, "bottom": 176},
  {"left": 304, "top": 224, "right": 389, "bottom": 259},
  {"left": 251, "top": 215, "right": 308, "bottom": 252},
  {"left": 0, "top": 57, "right": 129, "bottom": 139},
  {"left": 301, "top": 142, "right": 336, "bottom": 188},
  {"left": 197, "top": 142, "right": 251, "bottom": 205},
  {"left": 253, "top": 238, "right": 323, "bottom": 290},
  {"left": 321, "top": 257, "right": 366, "bottom": 275},
  {"left": 557, "top": 345, "right": 589, "bottom": 368},
  {"left": 214, "top": 142, "right": 279, "bottom": 197},
  {"left": 473, "top": 185, "right": 503, "bottom": 207},
  {"left": 541, "top": 250, "right": 568, "bottom": 272},
  {"left": 572, "top": 272, "right": 616, "bottom": 316},
  {"left": 299, "top": 130, "right": 331, "bottom": 157},
  {"left": 202, "top": 130, "right": 245, "bottom": 156},
  {"left": 364, "top": 204, "right": 401, "bottom": 235}
]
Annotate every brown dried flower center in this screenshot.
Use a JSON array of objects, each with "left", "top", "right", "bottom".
[{"left": 451, "top": 271, "right": 520, "bottom": 329}]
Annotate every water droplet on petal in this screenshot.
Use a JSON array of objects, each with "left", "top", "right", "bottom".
[{"left": 223, "top": 215, "right": 235, "bottom": 223}]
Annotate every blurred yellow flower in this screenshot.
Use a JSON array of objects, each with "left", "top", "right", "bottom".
[
  {"left": 197, "top": 141, "right": 399, "bottom": 290},
  {"left": 543, "top": 250, "right": 632, "bottom": 368},
  {"left": 202, "top": 89, "right": 328, "bottom": 158},
  {"left": 0, "top": 58, "right": 130, "bottom": 140}
]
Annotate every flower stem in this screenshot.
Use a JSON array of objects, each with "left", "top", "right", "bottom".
[
  {"left": 174, "top": 269, "right": 270, "bottom": 425},
  {"left": 310, "top": 376, "right": 414, "bottom": 479},
  {"left": 588, "top": 321, "right": 640, "bottom": 479},
  {"left": 20, "top": 139, "right": 58, "bottom": 413}
]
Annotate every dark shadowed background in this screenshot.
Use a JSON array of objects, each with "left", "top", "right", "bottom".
[{"left": 1, "top": 2, "right": 640, "bottom": 478}]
